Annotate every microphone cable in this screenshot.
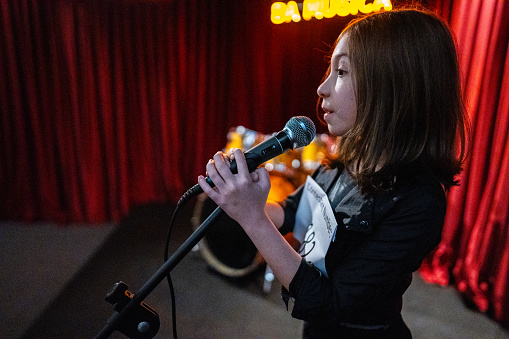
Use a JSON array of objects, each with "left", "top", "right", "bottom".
[{"left": 163, "top": 192, "right": 193, "bottom": 339}]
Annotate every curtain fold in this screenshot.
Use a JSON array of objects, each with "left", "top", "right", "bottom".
[{"left": 420, "top": 0, "right": 509, "bottom": 328}]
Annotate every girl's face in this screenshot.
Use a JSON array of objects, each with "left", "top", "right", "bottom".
[{"left": 317, "top": 33, "right": 357, "bottom": 137}]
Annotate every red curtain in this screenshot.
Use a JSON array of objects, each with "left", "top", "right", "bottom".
[
  {"left": 420, "top": 0, "right": 509, "bottom": 329},
  {"left": 0, "top": 0, "right": 341, "bottom": 222}
]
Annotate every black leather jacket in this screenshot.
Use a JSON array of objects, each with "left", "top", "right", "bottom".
[{"left": 279, "top": 165, "right": 445, "bottom": 335}]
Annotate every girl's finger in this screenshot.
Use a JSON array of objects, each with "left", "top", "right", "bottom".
[
  {"left": 197, "top": 175, "right": 219, "bottom": 200},
  {"left": 212, "top": 152, "right": 234, "bottom": 184},
  {"left": 205, "top": 158, "right": 224, "bottom": 188},
  {"left": 232, "top": 148, "right": 250, "bottom": 176}
]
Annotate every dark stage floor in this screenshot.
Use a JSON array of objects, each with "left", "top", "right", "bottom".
[{"left": 18, "top": 200, "right": 509, "bottom": 338}]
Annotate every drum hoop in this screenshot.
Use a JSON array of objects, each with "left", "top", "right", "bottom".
[{"left": 191, "top": 193, "right": 265, "bottom": 277}]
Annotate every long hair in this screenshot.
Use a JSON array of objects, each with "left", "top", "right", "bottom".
[{"left": 321, "top": 8, "right": 468, "bottom": 193}]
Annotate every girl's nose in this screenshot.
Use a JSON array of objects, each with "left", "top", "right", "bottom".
[
  {"left": 317, "top": 81, "right": 329, "bottom": 98},
  {"left": 317, "top": 74, "right": 331, "bottom": 98}
]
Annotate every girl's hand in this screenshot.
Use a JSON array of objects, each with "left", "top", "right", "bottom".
[
  {"left": 197, "top": 148, "right": 271, "bottom": 228},
  {"left": 198, "top": 148, "right": 301, "bottom": 289}
]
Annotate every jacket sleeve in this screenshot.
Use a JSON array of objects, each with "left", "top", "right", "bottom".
[{"left": 283, "top": 180, "right": 446, "bottom": 326}]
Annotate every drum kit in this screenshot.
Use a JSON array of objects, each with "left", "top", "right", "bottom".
[{"left": 190, "top": 126, "right": 336, "bottom": 292}]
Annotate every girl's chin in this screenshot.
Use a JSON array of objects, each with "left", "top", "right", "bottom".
[
  {"left": 324, "top": 113, "right": 336, "bottom": 129},
  {"left": 327, "top": 124, "right": 338, "bottom": 136},
  {"left": 328, "top": 124, "right": 349, "bottom": 137}
]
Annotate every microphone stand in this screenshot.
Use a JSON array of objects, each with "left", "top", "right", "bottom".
[{"left": 94, "top": 206, "right": 226, "bottom": 339}]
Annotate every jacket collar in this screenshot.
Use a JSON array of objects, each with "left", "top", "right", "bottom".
[{"left": 313, "top": 166, "right": 374, "bottom": 234}]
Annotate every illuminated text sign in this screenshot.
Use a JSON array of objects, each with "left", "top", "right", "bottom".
[{"left": 271, "top": 0, "right": 393, "bottom": 24}]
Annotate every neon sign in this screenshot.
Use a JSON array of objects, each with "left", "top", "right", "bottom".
[{"left": 271, "top": 0, "right": 393, "bottom": 24}]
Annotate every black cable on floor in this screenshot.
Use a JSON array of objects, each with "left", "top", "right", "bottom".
[{"left": 163, "top": 201, "right": 182, "bottom": 339}]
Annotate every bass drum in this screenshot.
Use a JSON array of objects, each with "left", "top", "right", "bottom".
[{"left": 191, "top": 174, "right": 296, "bottom": 277}]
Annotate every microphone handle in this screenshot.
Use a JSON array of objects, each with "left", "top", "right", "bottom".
[
  {"left": 203, "top": 151, "right": 262, "bottom": 187},
  {"left": 206, "top": 130, "right": 292, "bottom": 187},
  {"left": 182, "top": 130, "right": 292, "bottom": 203}
]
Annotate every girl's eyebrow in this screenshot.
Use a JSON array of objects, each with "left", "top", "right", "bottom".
[
  {"left": 332, "top": 53, "right": 348, "bottom": 60},
  {"left": 334, "top": 53, "right": 348, "bottom": 58},
  {"left": 332, "top": 53, "right": 349, "bottom": 65}
]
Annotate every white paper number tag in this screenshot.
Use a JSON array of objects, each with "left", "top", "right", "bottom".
[{"left": 293, "top": 176, "right": 338, "bottom": 277}]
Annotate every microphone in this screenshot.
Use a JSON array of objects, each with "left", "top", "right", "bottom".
[{"left": 179, "top": 116, "right": 316, "bottom": 203}]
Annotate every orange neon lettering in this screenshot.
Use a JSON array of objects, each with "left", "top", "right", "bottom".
[
  {"left": 323, "top": 0, "right": 339, "bottom": 19},
  {"left": 336, "top": 0, "right": 351, "bottom": 16},
  {"left": 302, "top": 0, "right": 323, "bottom": 21},
  {"left": 271, "top": 2, "right": 287, "bottom": 24},
  {"left": 373, "top": 0, "right": 393, "bottom": 11},
  {"left": 272, "top": 0, "right": 392, "bottom": 24},
  {"left": 358, "top": 0, "right": 374, "bottom": 14},
  {"left": 286, "top": 1, "right": 301, "bottom": 23}
]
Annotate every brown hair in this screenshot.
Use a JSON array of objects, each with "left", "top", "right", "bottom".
[{"left": 320, "top": 8, "right": 468, "bottom": 193}]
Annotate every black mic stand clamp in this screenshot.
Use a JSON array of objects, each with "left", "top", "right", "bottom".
[{"left": 102, "top": 281, "right": 160, "bottom": 338}]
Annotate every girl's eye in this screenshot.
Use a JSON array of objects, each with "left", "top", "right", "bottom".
[{"left": 337, "top": 69, "right": 347, "bottom": 76}]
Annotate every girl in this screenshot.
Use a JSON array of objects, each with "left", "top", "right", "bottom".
[{"left": 198, "top": 8, "right": 468, "bottom": 338}]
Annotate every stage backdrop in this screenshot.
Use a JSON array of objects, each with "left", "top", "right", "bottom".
[
  {"left": 0, "top": 0, "right": 341, "bottom": 222},
  {"left": 1, "top": 0, "right": 508, "bottom": 330}
]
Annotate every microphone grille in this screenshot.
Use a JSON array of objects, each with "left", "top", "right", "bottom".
[{"left": 285, "top": 116, "right": 316, "bottom": 148}]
